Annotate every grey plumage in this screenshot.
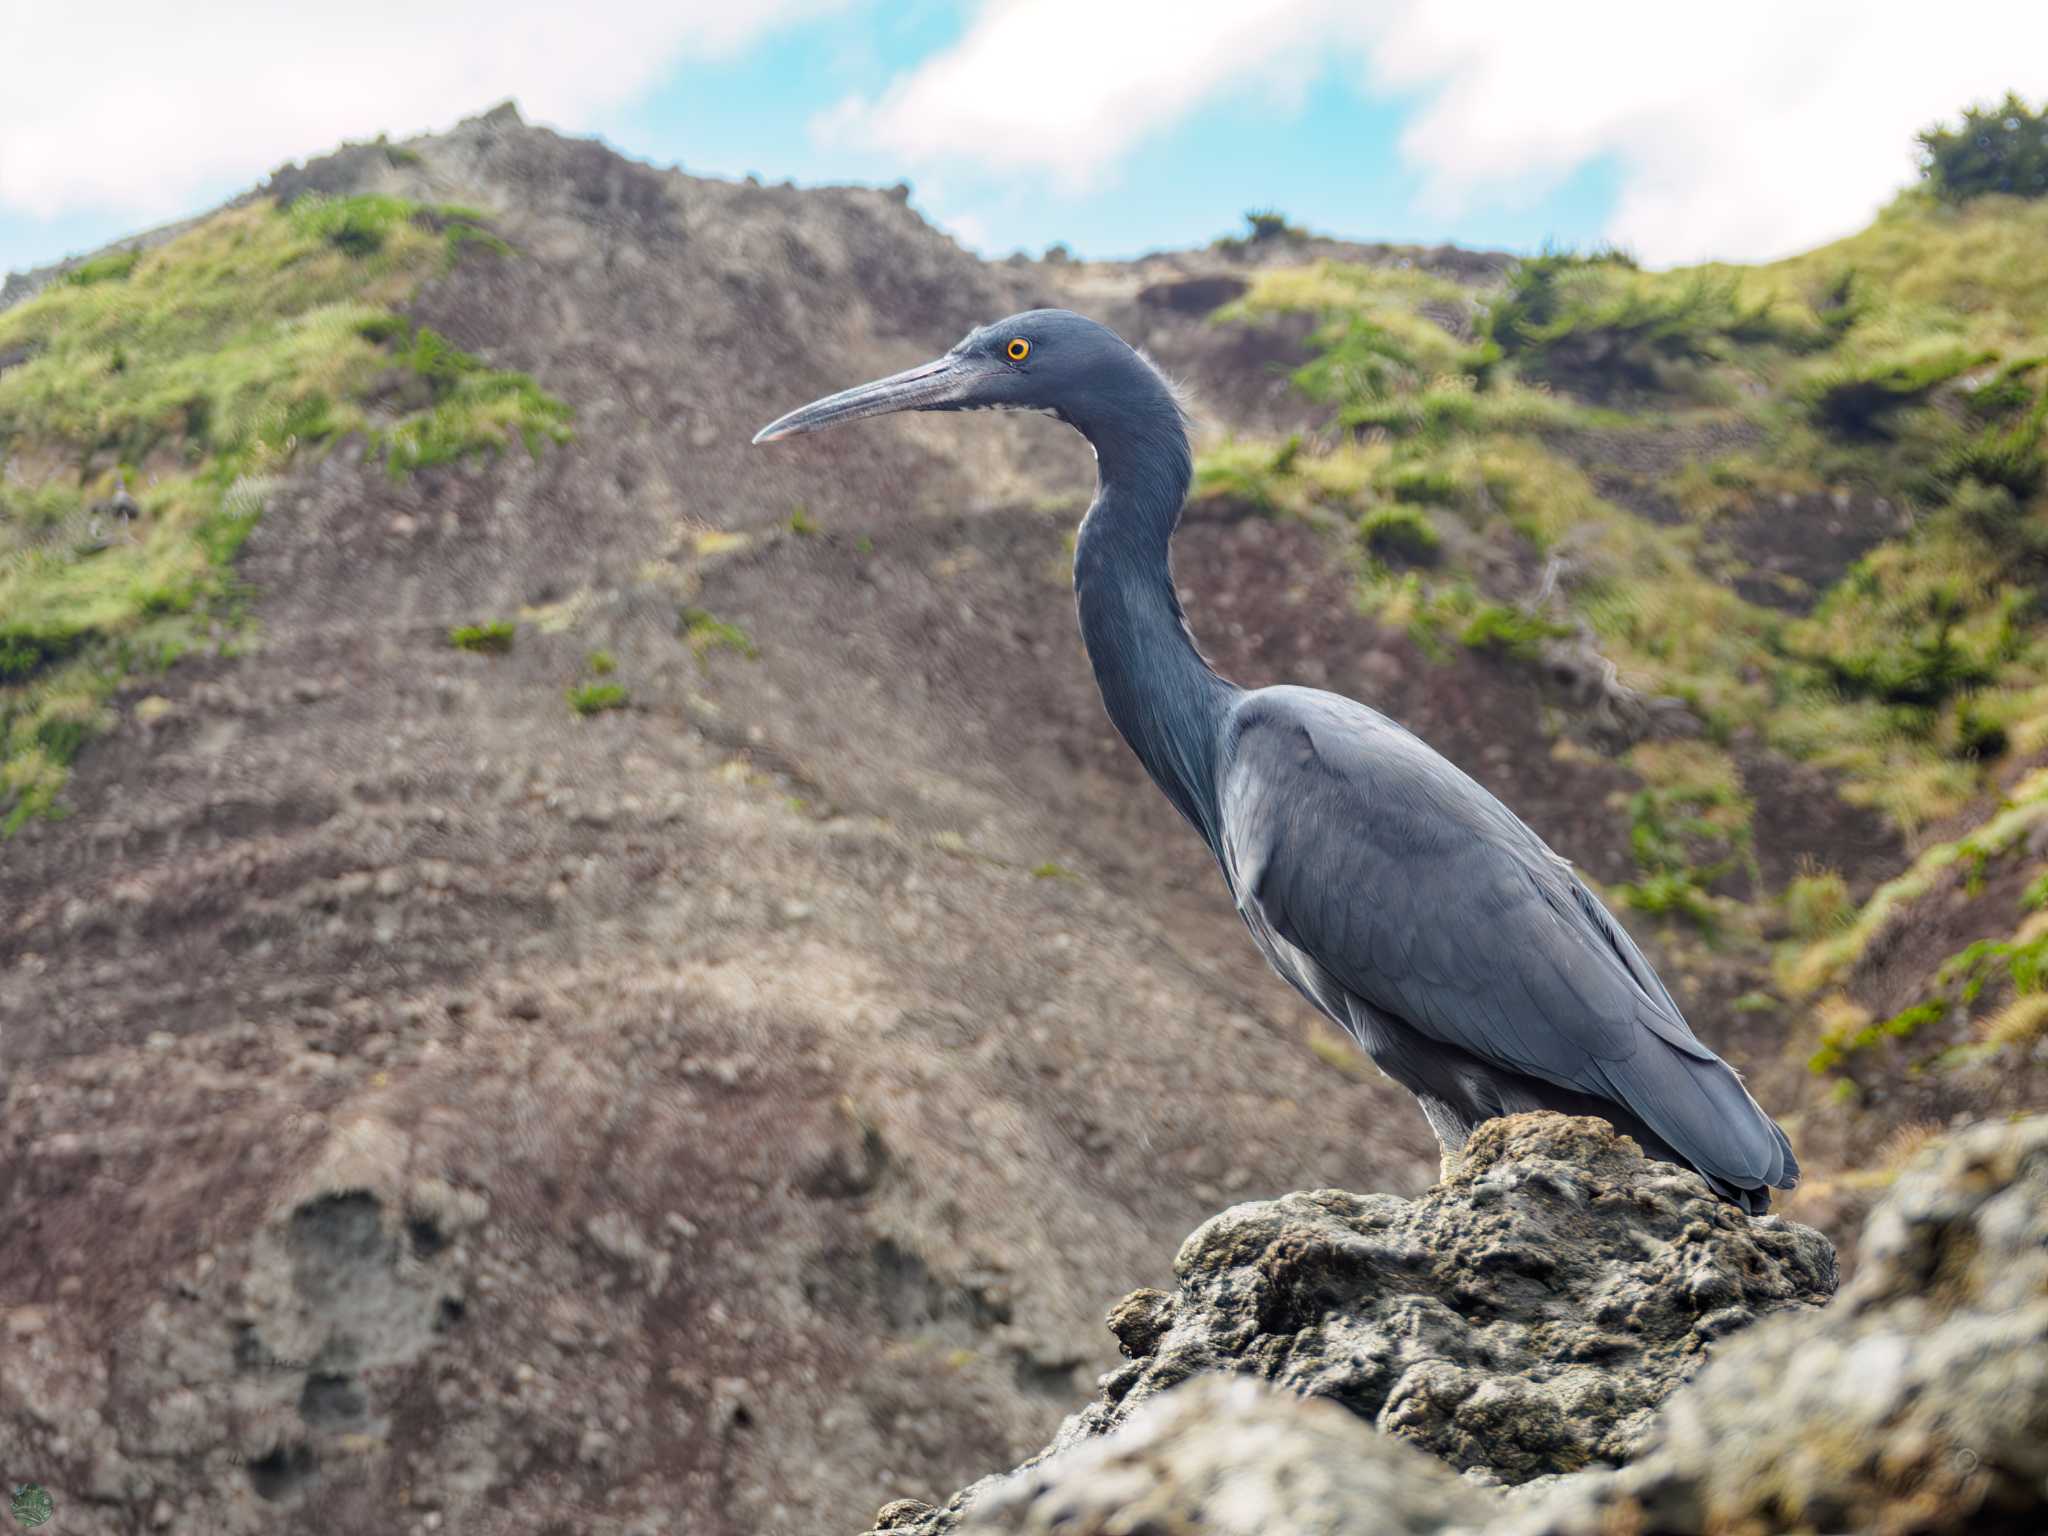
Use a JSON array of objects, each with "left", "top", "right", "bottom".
[{"left": 755, "top": 308, "right": 1798, "bottom": 1212}]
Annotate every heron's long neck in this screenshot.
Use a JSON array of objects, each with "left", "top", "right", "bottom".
[{"left": 1073, "top": 430, "right": 1236, "bottom": 848}]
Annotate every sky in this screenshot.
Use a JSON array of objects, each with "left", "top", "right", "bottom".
[{"left": 3, "top": 1, "right": 2046, "bottom": 280}]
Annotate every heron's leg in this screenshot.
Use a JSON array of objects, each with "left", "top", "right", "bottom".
[{"left": 1417, "top": 1097, "right": 1471, "bottom": 1186}]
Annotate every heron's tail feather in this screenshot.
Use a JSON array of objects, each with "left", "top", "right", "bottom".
[{"left": 1600, "top": 1032, "right": 1799, "bottom": 1203}]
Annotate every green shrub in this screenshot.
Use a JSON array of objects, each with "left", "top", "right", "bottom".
[
  {"left": 1937, "top": 405, "right": 2045, "bottom": 498},
  {"left": 586, "top": 649, "right": 616, "bottom": 675},
  {"left": 1383, "top": 463, "right": 1461, "bottom": 505},
  {"left": 1952, "top": 702, "right": 2010, "bottom": 761},
  {"left": 1617, "top": 870, "right": 1721, "bottom": 932},
  {"left": 287, "top": 194, "right": 417, "bottom": 256},
  {"left": 1459, "top": 603, "right": 1570, "bottom": 661},
  {"left": 1810, "top": 583, "right": 2000, "bottom": 709},
  {"left": 370, "top": 324, "right": 574, "bottom": 475},
  {"left": 1292, "top": 318, "right": 1422, "bottom": 406},
  {"left": 1967, "top": 358, "right": 2043, "bottom": 419},
  {"left": 567, "top": 682, "right": 629, "bottom": 715},
  {"left": 1191, "top": 436, "right": 1302, "bottom": 513},
  {"left": 1918, "top": 93, "right": 2048, "bottom": 202},
  {"left": 1358, "top": 505, "right": 1440, "bottom": 565},
  {"left": 65, "top": 248, "right": 140, "bottom": 287},
  {"left": 1485, "top": 251, "right": 1803, "bottom": 398},
  {"left": 448, "top": 620, "right": 515, "bottom": 654},
  {"left": 1947, "top": 477, "right": 2025, "bottom": 540},
  {"left": 1802, "top": 344, "right": 1987, "bottom": 439},
  {"left": 1784, "top": 870, "right": 1851, "bottom": 938}
]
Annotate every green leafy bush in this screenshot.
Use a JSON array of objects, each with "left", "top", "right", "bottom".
[
  {"left": 448, "top": 620, "right": 515, "bottom": 654},
  {"left": 1459, "top": 603, "right": 1570, "bottom": 660},
  {"left": 1919, "top": 93, "right": 2048, "bottom": 202},
  {"left": 1802, "top": 344, "right": 1987, "bottom": 439},
  {"left": 1937, "top": 404, "right": 2045, "bottom": 498},
  {"left": 1382, "top": 463, "right": 1461, "bottom": 505},
  {"left": 1191, "top": 436, "right": 1302, "bottom": 513},
  {"left": 567, "top": 682, "right": 629, "bottom": 715},
  {"left": 1485, "top": 251, "right": 1806, "bottom": 399},
  {"left": 1357, "top": 505, "right": 1440, "bottom": 565},
  {"left": 288, "top": 194, "right": 418, "bottom": 256},
  {"left": 1291, "top": 317, "right": 1423, "bottom": 405},
  {"left": 1808, "top": 582, "right": 2002, "bottom": 710},
  {"left": 1618, "top": 870, "right": 1721, "bottom": 931}
]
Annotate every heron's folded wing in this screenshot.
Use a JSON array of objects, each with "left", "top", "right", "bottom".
[{"left": 1220, "top": 691, "right": 1789, "bottom": 1187}]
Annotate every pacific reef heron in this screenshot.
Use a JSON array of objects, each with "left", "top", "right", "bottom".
[{"left": 754, "top": 309, "right": 1797, "bottom": 1211}]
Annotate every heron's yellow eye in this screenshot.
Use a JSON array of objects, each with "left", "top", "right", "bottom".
[{"left": 1006, "top": 337, "right": 1030, "bottom": 362}]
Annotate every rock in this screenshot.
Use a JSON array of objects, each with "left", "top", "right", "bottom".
[
  {"left": 867, "top": 1114, "right": 2048, "bottom": 1536},
  {"left": 1513, "top": 1113, "right": 2048, "bottom": 1536},
  {"left": 869, "top": 1114, "right": 1836, "bottom": 1533},
  {"left": 953, "top": 1375, "right": 1502, "bottom": 1536},
  {"left": 1081, "top": 1115, "right": 1830, "bottom": 1479}
]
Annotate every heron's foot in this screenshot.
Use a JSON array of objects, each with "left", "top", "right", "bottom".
[{"left": 1438, "top": 1144, "right": 1463, "bottom": 1185}]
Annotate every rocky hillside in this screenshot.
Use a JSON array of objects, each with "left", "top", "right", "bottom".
[{"left": 1, "top": 104, "right": 2043, "bottom": 1533}]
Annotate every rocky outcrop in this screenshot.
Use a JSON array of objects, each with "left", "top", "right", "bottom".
[
  {"left": 861, "top": 1113, "right": 2048, "bottom": 1536},
  {"left": 1519, "top": 1111, "right": 2048, "bottom": 1536},
  {"left": 867, "top": 1113, "right": 1838, "bottom": 1533}
]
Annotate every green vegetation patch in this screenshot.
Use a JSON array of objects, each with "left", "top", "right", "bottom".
[
  {"left": 679, "top": 607, "right": 758, "bottom": 661},
  {"left": 0, "top": 194, "right": 570, "bottom": 831},
  {"left": 449, "top": 620, "right": 517, "bottom": 654},
  {"left": 1357, "top": 504, "right": 1440, "bottom": 565},
  {"left": 567, "top": 682, "right": 629, "bottom": 716},
  {"left": 1201, "top": 164, "right": 2048, "bottom": 841},
  {"left": 1919, "top": 93, "right": 2048, "bottom": 203},
  {"left": 1482, "top": 249, "right": 1818, "bottom": 400},
  {"left": 1611, "top": 742, "right": 1757, "bottom": 936}
]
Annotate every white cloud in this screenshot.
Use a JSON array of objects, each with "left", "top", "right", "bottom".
[
  {"left": 0, "top": 1, "right": 842, "bottom": 222},
  {"left": 813, "top": 0, "right": 1380, "bottom": 191},
  {"left": 820, "top": 0, "right": 2048, "bottom": 263},
  {"left": 1370, "top": 2, "right": 2048, "bottom": 264}
]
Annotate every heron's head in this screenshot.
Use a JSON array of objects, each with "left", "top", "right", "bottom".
[{"left": 751, "top": 309, "right": 1185, "bottom": 447}]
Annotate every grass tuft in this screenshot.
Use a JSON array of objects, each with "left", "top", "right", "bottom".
[
  {"left": 567, "top": 682, "right": 629, "bottom": 716},
  {"left": 679, "top": 607, "right": 758, "bottom": 661},
  {"left": 449, "top": 620, "right": 516, "bottom": 654}
]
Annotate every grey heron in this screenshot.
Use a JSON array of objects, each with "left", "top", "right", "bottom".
[{"left": 754, "top": 309, "right": 1797, "bottom": 1212}]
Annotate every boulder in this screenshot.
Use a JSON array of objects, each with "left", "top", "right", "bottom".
[{"left": 865, "top": 1113, "right": 1839, "bottom": 1533}]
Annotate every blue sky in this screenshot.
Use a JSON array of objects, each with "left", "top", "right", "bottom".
[
  {"left": 587, "top": 3, "right": 1622, "bottom": 263},
  {"left": 3, "top": 2, "right": 2043, "bottom": 281}
]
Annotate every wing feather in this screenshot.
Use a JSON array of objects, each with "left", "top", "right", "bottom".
[{"left": 1221, "top": 686, "right": 1794, "bottom": 1193}]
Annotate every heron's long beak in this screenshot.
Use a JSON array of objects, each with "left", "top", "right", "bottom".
[{"left": 752, "top": 353, "right": 985, "bottom": 444}]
